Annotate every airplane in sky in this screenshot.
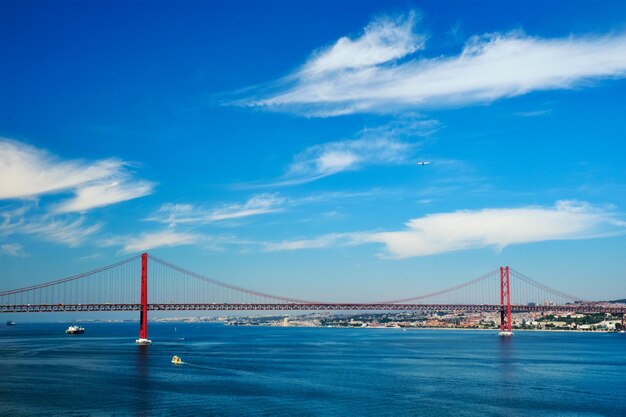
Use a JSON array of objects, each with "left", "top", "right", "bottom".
[{"left": 416, "top": 161, "right": 431, "bottom": 166}]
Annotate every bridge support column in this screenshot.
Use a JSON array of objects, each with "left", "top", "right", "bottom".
[
  {"left": 136, "top": 253, "right": 151, "bottom": 345},
  {"left": 621, "top": 314, "right": 625, "bottom": 334},
  {"left": 499, "top": 266, "right": 513, "bottom": 337}
]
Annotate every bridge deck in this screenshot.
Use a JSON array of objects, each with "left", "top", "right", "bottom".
[{"left": 2, "top": 303, "right": 624, "bottom": 314}]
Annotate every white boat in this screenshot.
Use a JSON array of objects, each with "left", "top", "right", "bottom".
[
  {"left": 498, "top": 331, "right": 513, "bottom": 337},
  {"left": 135, "top": 338, "right": 152, "bottom": 345},
  {"left": 65, "top": 325, "right": 85, "bottom": 334}
]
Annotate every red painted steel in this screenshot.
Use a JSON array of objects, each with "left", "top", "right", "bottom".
[
  {"left": 500, "top": 266, "right": 512, "bottom": 333},
  {"left": 139, "top": 253, "right": 148, "bottom": 340},
  {"left": 506, "top": 267, "right": 512, "bottom": 332},
  {"left": 4, "top": 253, "right": 626, "bottom": 344},
  {"left": 2, "top": 303, "right": 624, "bottom": 314}
]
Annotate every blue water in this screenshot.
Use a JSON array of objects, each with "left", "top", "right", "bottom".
[{"left": 1, "top": 323, "right": 625, "bottom": 416}]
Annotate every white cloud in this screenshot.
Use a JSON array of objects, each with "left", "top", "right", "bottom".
[
  {"left": 105, "top": 230, "right": 202, "bottom": 254},
  {"left": 148, "top": 193, "right": 285, "bottom": 226},
  {"left": 206, "top": 194, "right": 284, "bottom": 221},
  {"left": 76, "top": 253, "right": 102, "bottom": 262},
  {"left": 262, "top": 201, "right": 626, "bottom": 258},
  {"left": 263, "top": 118, "right": 436, "bottom": 187},
  {"left": 0, "top": 138, "right": 120, "bottom": 199},
  {"left": 514, "top": 109, "right": 552, "bottom": 117},
  {"left": 0, "top": 243, "right": 27, "bottom": 257},
  {"left": 304, "top": 11, "right": 424, "bottom": 74},
  {"left": 0, "top": 138, "right": 154, "bottom": 212},
  {"left": 238, "top": 13, "right": 626, "bottom": 116},
  {"left": 0, "top": 204, "right": 30, "bottom": 230},
  {"left": 279, "top": 137, "right": 413, "bottom": 186},
  {"left": 0, "top": 204, "right": 101, "bottom": 247},
  {"left": 20, "top": 217, "right": 102, "bottom": 247},
  {"left": 53, "top": 180, "right": 153, "bottom": 213},
  {"left": 264, "top": 233, "right": 356, "bottom": 252}
]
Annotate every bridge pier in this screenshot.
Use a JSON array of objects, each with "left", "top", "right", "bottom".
[
  {"left": 136, "top": 253, "right": 151, "bottom": 345},
  {"left": 499, "top": 266, "right": 513, "bottom": 337}
]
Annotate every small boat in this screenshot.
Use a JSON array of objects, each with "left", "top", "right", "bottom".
[
  {"left": 171, "top": 355, "right": 183, "bottom": 365},
  {"left": 6, "top": 321, "right": 16, "bottom": 326},
  {"left": 65, "top": 325, "right": 85, "bottom": 334}
]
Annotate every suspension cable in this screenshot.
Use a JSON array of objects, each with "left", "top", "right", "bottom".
[
  {"left": 149, "top": 255, "right": 320, "bottom": 304},
  {"left": 509, "top": 268, "right": 585, "bottom": 303},
  {"left": 374, "top": 269, "right": 500, "bottom": 304},
  {"left": 0, "top": 255, "right": 141, "bottom": 296}
]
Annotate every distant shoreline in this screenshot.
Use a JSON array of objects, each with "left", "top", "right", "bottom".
[
  {"left": 7, "top": 320, "right": 622, "bottom": 334},
  {"left": 259, "top": 325, "right": 622, "bottom": 334}
]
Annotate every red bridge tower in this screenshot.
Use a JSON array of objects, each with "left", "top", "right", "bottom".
[
  {"left": 499, "top": 266, "right": 513, "bottom": 337},
  {"left": 136, "top": 252, "right": 151, "bottom": 345}
]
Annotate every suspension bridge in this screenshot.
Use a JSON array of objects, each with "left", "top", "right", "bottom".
[{"left": 1, "top": 253, "right": 624, "bottom": 343}]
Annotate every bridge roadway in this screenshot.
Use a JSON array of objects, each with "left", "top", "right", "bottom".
[{"left": 2, "top": 303, "right": 625, "bottom": 314}]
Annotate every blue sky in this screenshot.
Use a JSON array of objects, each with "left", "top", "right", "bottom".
[{"left": 1, "top": 0, "right": 626, "bottom": 302}]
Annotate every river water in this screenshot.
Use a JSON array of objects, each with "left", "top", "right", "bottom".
[{"left": 1, "top": 323, "right": 624, "bottom": 416}]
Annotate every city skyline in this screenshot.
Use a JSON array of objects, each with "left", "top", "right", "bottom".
[{"left": 1, "top": 1, "right": 626, "bottom": 301}]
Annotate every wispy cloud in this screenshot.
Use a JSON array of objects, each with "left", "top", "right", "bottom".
[
  {"left": 53, "top": 180, "right": 154, "bottom": 213},
  {"left": 279, "top": 137, "right": 412, "bottom": 186},
  {"left": 22, "top": 217, "right": 102, "bottom": 247},
  {"left": 255, "top": 118, "right": 438, "bottom": 187},
  {"left": 149, "top": 189, "right": 401, "bottom": 230},
  {"left": 104, "top": 229, "right": 203, "bottom": 254},
  {"left": 514, "top": 109, "right": 552, "bottom": 117},
  {"left": 304, "top": 11, "right": 424, "bottom": 75},
  {"left": 261, "top": 201, "right": 626, "bottom": 258},
  {"left": 264, "top": 233, "right": 358, "bottom": 252},
  {"left": 235, "top": 12, "right": 626, "bottom": 116},
  {"left": 76, "top": 253, "right": 102, "bottom": 262},
  {"left": 0, "top": 204, "right": 102, "bottom": 247},
  {"left": 0, "top": 243, "right": 28, "bottom": 257},
  {"left": 0, "top": 138, "right": 154, "bottom": 212},
  {"left": 148, "top": 193, "right": 286, "bottom": 226}
]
